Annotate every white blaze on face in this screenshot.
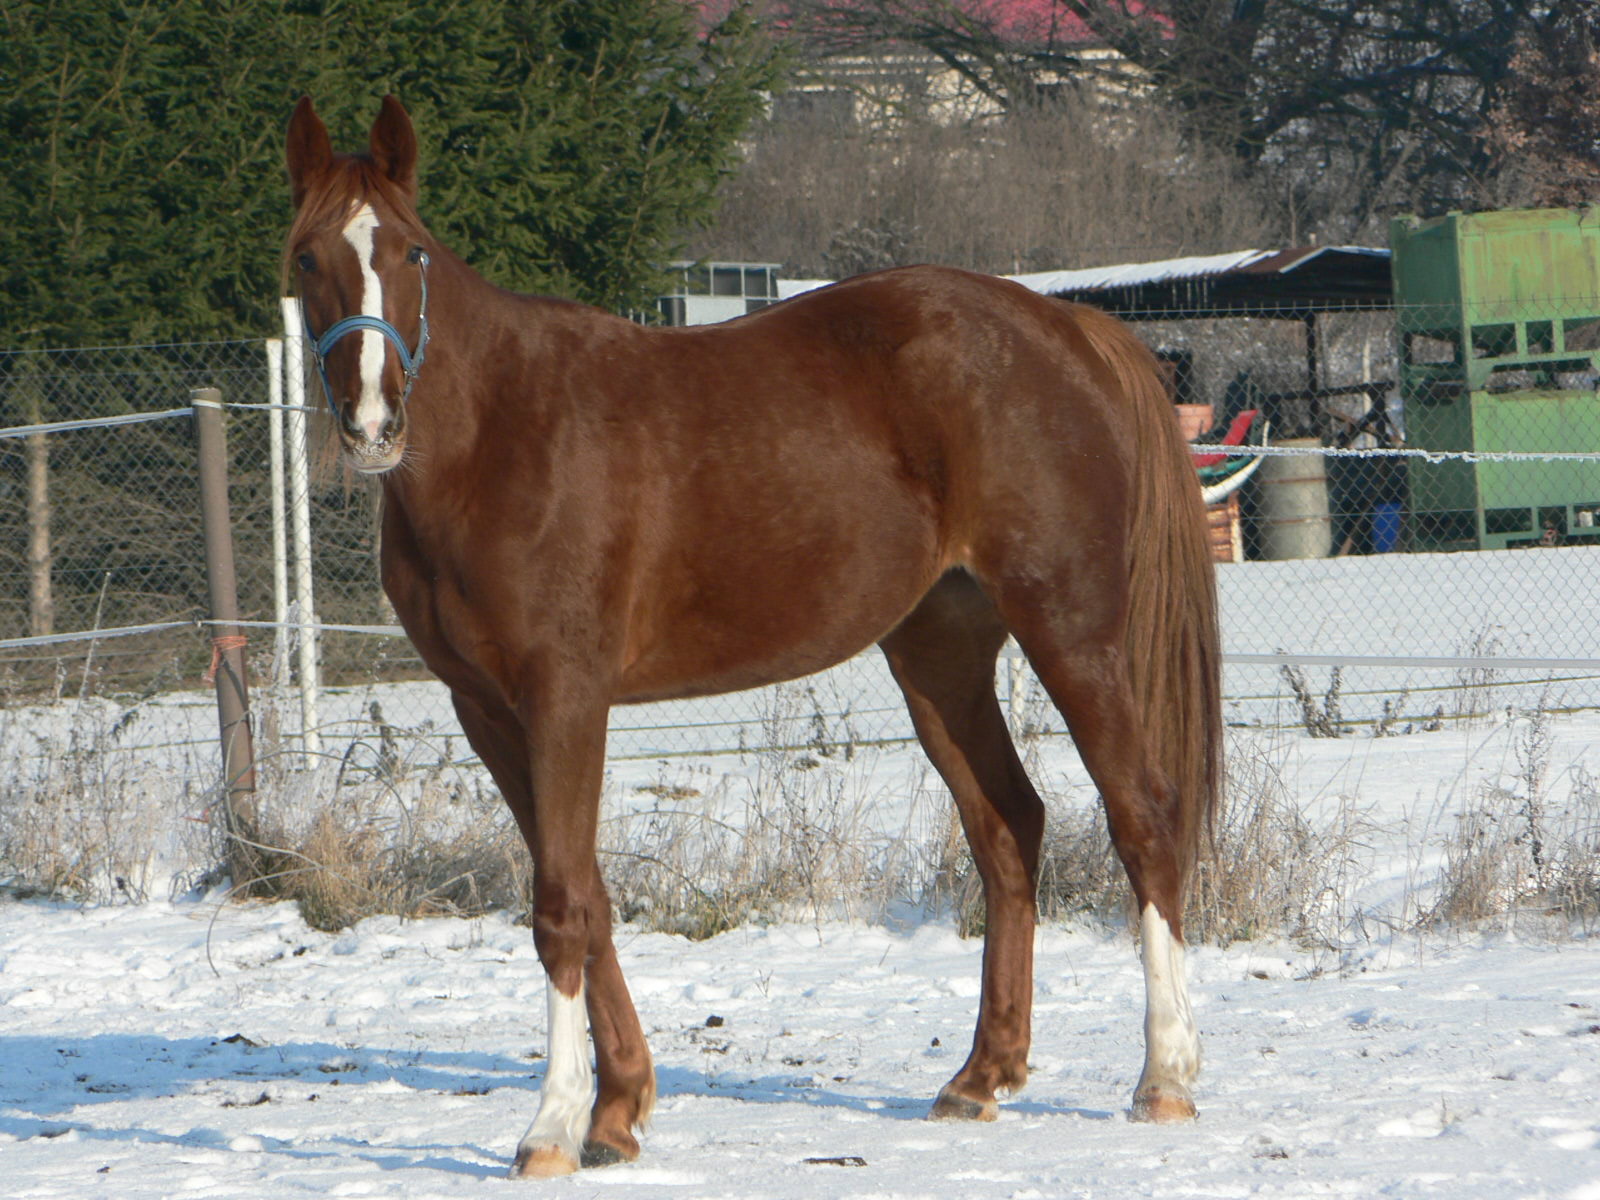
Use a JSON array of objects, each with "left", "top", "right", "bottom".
[
  {"left": 340, "top": 202, "right": 389, "bottom": 441},
  {"left": 515, "top": 979, "right": 594, "bottom": 1169},
  {"left": 1138, "top": 903, "right": 1200, "bottom": 1088}
]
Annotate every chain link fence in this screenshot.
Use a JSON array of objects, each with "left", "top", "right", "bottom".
[
  {"left": 0, "top": 343, "right": 409, "bottom": 694},
  {"left": 1, "top": 296, "right": 1597, "bottom": 780}
]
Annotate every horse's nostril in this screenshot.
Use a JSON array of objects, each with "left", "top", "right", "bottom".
[{"left": 345, "top": 408, "right": 398, "bottom": 445}]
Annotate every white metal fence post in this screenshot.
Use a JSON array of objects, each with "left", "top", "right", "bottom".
[
  {"left": 279, "top": 298, "right": 322, "bottom": 763},
  {"left": 265, "top": 339, "right": 290, "bottom": 679},
  {"left": 1006, "top": 644, "right": 1026, "bottom": 738}
]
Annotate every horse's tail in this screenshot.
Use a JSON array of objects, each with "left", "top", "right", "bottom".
[{"left": 1074, "top": 305, "right": 1223, "bottom": 905}]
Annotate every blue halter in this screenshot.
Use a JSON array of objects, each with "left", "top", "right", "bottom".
[{"left": 305, "top": 251, "right": 431, "bottom": 420}]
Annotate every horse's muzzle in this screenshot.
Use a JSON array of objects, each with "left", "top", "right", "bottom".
[{"left": 340, "top": 405, "right": 407, "bottom": 474}]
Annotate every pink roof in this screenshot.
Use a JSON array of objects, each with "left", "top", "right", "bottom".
[
  {"left": 693, "top": 2, "right": 1161, "bottom": 47},
  {"left": 963, "top": 0, "right": 1100, "bottom": 44}
]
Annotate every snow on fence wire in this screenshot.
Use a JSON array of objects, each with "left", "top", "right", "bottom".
[{"left": 1, "top": 297, "right": 1598, "bottom": 779}]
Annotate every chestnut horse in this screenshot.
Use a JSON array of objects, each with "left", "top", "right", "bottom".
[{"left": 284, "top": 96, "right": 1221, "bottom": 1178}]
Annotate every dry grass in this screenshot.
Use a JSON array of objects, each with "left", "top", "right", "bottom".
[
  {"left": 932, "top": 731, "right": 1374, "bottom": 947},
  {"left": 1450, "top": 627, "right": 1509, "bottom": 726},
  {"left": 599, "top": 686, "right": 936, "bottom": 938},
  {"left": 1279, "top": 661, "right": 1347, "bottom": 738},
  {"left": 1425, "top": 713, "right": 1600, "bottom": 932},
  {"left": 933, "top": 801, "right": 1126, "bottom": 940},
  {"left": 8, "top": 675, "right": 1596, "bottom": 948},
  {"left": 236, "top": 780, "right": 533, "bottom": 933},
  {"left": 226, "top": 700, "right": 533, "bottom": 932},
  {"left": 0, "top": 697, "right": 199, "bottom": 904},
  {"left": 229, "top": 682, "right": 933, "bottom": 937},
  {"left": 164, "top": 681, "right": 531, "bottom": 930},
  {"left": 1189, "top": 735, "right": 1373, "bottom": 947},
  {"left": 192, "top": 701, "right": 1600, "bottom": 943}
]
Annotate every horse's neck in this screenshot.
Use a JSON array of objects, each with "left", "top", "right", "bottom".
[
  {"left": 405, "top": 252, "right": 626, "bottom": 462},
  {"left": 426, "top": 249, "right": 521, "bottom": 363},
  {"left": 383, "top": 255, "right": 565, "bottom": 550},
  {"left": 405, "top": 255, "right": 525, "bottom": 454}
]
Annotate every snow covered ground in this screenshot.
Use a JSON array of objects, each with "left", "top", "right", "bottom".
[
  {"left": 2, "top": 897, "right": 1598, "bottom": 1198},
  {"left": 3, "top": 708, "right": 1600, "bottom": 1197},
  {"left": 3, "top": 542, "right": 1600, "bottom": 1195}
]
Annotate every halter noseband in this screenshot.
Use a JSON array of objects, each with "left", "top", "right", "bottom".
[{"left": 304, "top": 251, "right": 431, "bottom": 420}]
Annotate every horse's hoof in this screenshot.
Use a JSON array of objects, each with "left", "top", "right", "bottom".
[
  {"left": 581, "top": 1138, "right": 636, "bottom": 1169},
  {"left": 1130, "top": 1086, "right": 1197, "bottom": 1124},
  {"left": 928, "top": 1091, "right": 999, "bottom": 1122},
  {"left": 509, "top": 1144, "right": 580, "bottom": 1178}
]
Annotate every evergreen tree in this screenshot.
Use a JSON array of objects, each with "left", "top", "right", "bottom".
[{"left": 0, "top": 0, "right": 783, "bottom": 347}]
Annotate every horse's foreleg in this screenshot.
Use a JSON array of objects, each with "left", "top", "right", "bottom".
[
  {"left": 513, "top": 878, "right": 659, "bottom": 1176},
  {"left": 513, "top": 878, "right": 657, "bottom": 1174},
  {"left": 582, "top": 926, "right": 657, "bottom": 1166},
  {"left": 512, "top": 973, "right": 595, "bottom": 1178},
  {"left": 508, "top": 693, "right": 615, "bottom": 1179}
]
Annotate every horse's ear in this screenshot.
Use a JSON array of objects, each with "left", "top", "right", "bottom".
[
  {"left": 369, "top": 95, "right": 418, "bottom": 201},
  {"left": 286, "top": 96, "right": 333, "bottom": 210}
]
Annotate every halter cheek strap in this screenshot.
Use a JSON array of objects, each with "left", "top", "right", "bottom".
[{"left": 304, "top": 252, "right": 431, "bottom": 420}]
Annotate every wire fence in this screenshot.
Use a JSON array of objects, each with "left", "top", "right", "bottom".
[{"left": 0, "top": 296, "right": 1597, "bottom": 778}]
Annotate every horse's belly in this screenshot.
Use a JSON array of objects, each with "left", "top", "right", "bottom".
[
  {"left": 614, "top": 444, "right": 954, "bottom": 702},
  {"left": 614, "top": 636, "right": 868, "bottom": 705},
  {"left": 614, "top": 561, "right": 938, "bottom": 704}
]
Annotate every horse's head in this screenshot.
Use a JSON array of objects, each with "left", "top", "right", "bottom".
[{"left": 285, "top": 96, "right": 430, "bottom": 475}]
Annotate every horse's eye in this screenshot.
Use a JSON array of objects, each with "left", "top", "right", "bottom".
[
  {"left": 407, "top": 245, "right": 425, "bottom": 264},
  {"left": 296, "top": 252, "right": 316, "bottom": 272}
]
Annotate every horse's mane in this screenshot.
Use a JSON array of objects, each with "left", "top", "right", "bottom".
[{"left": 280, "top": 156, "right": 425, "bottom": 291}]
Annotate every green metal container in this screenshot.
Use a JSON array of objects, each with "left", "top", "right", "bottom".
[{"left": 1391, "top": 208, "right": 1600, "bottom": 550}]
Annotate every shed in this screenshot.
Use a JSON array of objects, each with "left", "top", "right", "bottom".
[
  {"left": 1010, "top": 247, "right": 1393, "bottom": 400},
  {"left": 1013, "top": 246, "right": 1398, "bottom": 561},
  {"left": 1009, "top": 246, "right": 1393, "bottom": 317}
]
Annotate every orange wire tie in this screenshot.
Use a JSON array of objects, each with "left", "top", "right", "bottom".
[{"left": 204, "top": 633, "right": 249, "bottom": 685}]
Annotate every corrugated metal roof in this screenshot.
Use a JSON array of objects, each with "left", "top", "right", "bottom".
[
  {"left": 1009, "top": 246, "right": 1394, "bottom": 316},
  {"left": 1008, "top": 250, "right": 1274, "bottom": 297},
  {"left": 770, "top": 246, "right": 1393, "bottom": 316},
  {"left": 777, "top": 278, "right": 831, "bottom": 300}
]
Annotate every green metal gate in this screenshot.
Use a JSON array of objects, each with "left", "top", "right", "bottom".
[{"left": 1392, "top": 207, "right": 1600, "bottom": 550}]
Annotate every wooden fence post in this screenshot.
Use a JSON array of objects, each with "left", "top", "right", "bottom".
[
  {"left": 192, "top": 387, "right": 260, "bottom": 884},
  {"left": 12, "top": 358, "right": 55, "bottom": 637}
]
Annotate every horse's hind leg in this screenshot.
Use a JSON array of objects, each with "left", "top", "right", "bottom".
[
  {"left": 880, "top": 572, "right": 1045, "bottom": 1121},
  {"left": 985, "top": 576, "right": 1200, "bottom": 1123}
]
